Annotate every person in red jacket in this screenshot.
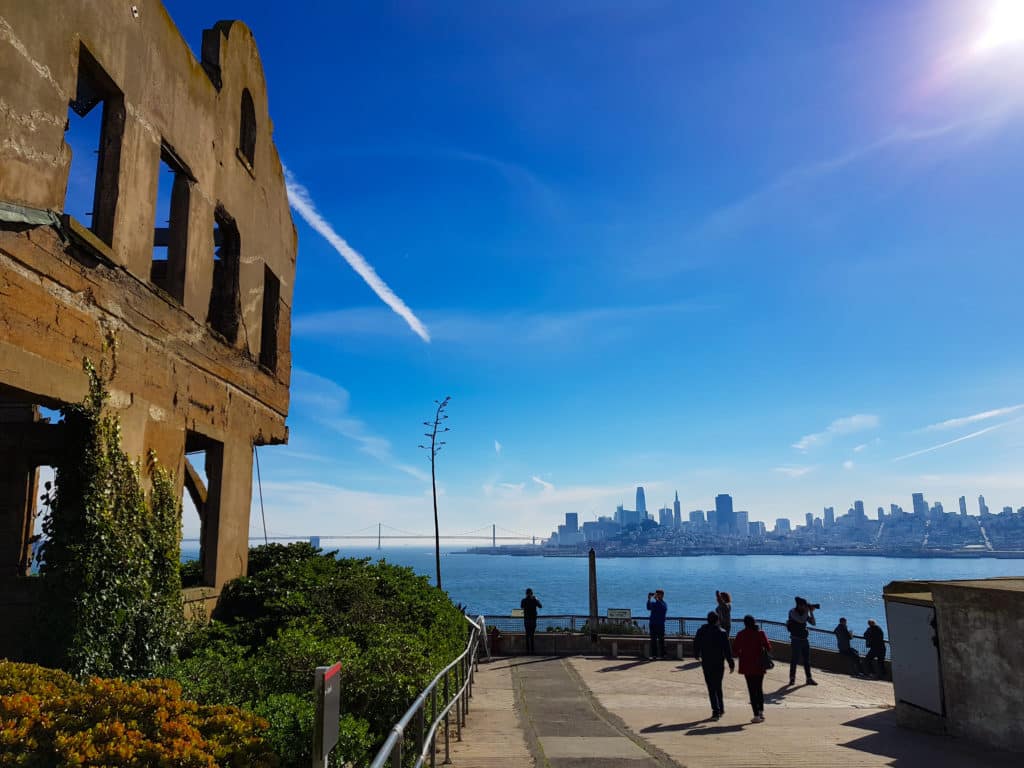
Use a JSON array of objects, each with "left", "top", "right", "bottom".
[{"left": 731, "top": 614, "right": 772, "bottom": 723}]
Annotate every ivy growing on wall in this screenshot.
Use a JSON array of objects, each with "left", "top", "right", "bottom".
[{"left": 38, "top": 355, "right": 183, "bottom": 678}]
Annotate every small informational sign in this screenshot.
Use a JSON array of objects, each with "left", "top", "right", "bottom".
[
  {"left": 313, "top": 662, "right": 342, "bottom": 767},
  {"left": 510, "top": 608, "right": 524, "bottom": 618},
  {"left": 607, "top": 608, "right": 631, "bottom": 619}
]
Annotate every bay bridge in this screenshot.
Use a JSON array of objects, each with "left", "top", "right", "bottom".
[{"left": 184, "top": 523, "right": 539, "bottom": 549}]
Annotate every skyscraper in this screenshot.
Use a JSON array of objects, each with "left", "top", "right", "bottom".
[
  {"left": 735, "top": 510, "right": 749, "bottom": 534},
  {"left": 823, "top": 506, "right": 835, "bottom": 527},
  {"left": 854, "top": 500, "right": 866, "bottom": 519},
  {"left": 775, "top": 518, "right": 791, "bottom": 533},
  {"left": 673, "top": 491, "right": 681, "bottom": 527},
  {"left": 959, "top": 496, "right": 967, "bottom": 516},
  {"left": 979, "top": 495, "right": 989, "bottom": 516},
  {"left": 805, "top": 512, "right": 814, "bottom": 528},
  {"left": 636, "top": 486, "right": 647, "bottom": 516},
  {"left": 565, "top": 513, "right": 578, "bottom": 533},
  {"left": 877, "top": 506, "right": 885, "bottom": 521},
  {"left": 689, "top": 510, "right": 705, "bottom": 524},
  {"left": 658, "top": 507, "right": 673, "bottom": 527},
  {"left": 715, "top": 493, "right": 734, "bottom": 534},
  {"left": 912, "top": 493, "right": 928, "bottom": 517}
]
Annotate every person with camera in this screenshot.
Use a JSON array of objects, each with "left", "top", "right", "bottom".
[
  {"left": 521, "top": 588, "right": 542, "bottom": 654},
  {"left": 694, "top": 611, "right": 734, "bottom": 719},
  {"left": 715, "top": 590, "right": 733, "bottom": 635},
  {"left": 646, "top": 589, "right": 667, "bottom": 659},
  {"left": 786, "top": 596, "right": 818, "bottom": 686}
]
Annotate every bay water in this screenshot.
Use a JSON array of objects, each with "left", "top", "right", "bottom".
[{"left": 181, "top": 543, "right": 1024, "bottom": 635}]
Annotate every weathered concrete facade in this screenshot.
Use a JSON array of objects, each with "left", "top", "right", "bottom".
[
  {"left": 0, "top": 0, "right": 296, "bottom": 639},
  {"left": 884, "top": 578, "right": 1024, "bottom": 753}
]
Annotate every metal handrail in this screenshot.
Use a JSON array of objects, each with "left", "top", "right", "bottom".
[{"left": 368, "top": 614, "right": 486, "bottom": 768}]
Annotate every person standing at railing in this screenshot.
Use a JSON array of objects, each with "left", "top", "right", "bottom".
[
  {"left": 715, "top": 590, "right": 733, "bottom": 635},
  {"left": 732, "top": 614, "right": 772, "bottom": 723},
  {"left": 694, "top": 611, "right": 734, "bottom": 720},
  {"left": 834, "top": 617, "right": 864, "bottom": 676},
  {"left": 646, "top": 589, "right": 667, "bottom": 659},
  {"left": 863, "top": 619, "right": 886, "bottom": 678},
  {"left": 521, "top": 588, "right": 542, "bottom": 654},
  {"left": 786, "top": 596, "right": 818, "bottom": 686}
]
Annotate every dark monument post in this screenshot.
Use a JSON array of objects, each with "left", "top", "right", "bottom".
[
  {"left": 588, "top": 548, "right": 599, "bottom": 641},
  {"left": 313, "top": 662, "right": 342, "bottom": 767}
]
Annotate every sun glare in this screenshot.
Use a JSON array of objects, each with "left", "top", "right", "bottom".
[{"left": 974, "top": 0, "right": 1024, "bottom": 54}]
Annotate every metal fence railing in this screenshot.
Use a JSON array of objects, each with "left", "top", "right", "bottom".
[
  {"left": 368, "top": 615, "right": 487, "bottom": 768},
  {"left": 484, "top": 615, "right": 889, "bottom": 652}
]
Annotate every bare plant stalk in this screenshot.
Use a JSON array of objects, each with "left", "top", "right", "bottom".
[{"left": 420, "top": 396, "right": 451, "bottom": 589}]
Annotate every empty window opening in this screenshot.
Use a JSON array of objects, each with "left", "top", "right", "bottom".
[
  {"left": 64, "top": 45, "right": 124, "bottom": 244},
  {"left": 208, "top": 208, "right": 241, "bottom": 343},
  {"left": 150, "top": 145, "right": 192, "bottom": 303},
  {"left": 259, "top": 266, "right": 280, "bottom": 372},
  {"left": 239, "top": 88, "right": 256, "bottom": 169},
  {"left": 182, "top": 432, "right": 224, "bottom": 588},
  {"left": 0, "top": 400, "right": 61, "bottom": 578}
]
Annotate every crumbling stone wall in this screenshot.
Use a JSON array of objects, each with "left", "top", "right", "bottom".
[{"left": 0, "top": 0, "right": 297, "bottom": 633}]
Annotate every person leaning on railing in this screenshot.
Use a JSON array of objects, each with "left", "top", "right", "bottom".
[{"left": 521, "top": 588, "right": 542, "bottom": 655}]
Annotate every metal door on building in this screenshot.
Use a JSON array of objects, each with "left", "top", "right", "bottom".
[{"left": 886, "top": 601, "right": 943, "bottom": 715}]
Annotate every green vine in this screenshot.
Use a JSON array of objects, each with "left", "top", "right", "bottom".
[{"left": 38, "top": 356, "right": 183, "bottom": 678}]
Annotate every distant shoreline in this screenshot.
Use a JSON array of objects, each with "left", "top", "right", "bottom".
[{"left": 460, "top": 548, "right": 1024, "bottom": 560}]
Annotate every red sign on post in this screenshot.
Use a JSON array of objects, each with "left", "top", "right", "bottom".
[{"left": 313, "top": 662, "right": 342, "bottom": 768}]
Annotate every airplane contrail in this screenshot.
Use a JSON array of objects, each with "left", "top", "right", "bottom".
[{"left": 283, "top": 166, "right": 430, "bottom": 342}]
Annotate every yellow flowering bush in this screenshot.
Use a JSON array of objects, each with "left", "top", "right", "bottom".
[{"left": 0, "top": 661, "right": 277, "bottom": 767}]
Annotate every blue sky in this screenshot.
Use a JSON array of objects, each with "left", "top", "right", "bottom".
[{"left": 164, "top": 1, "right": 1024, "bottom": 538}]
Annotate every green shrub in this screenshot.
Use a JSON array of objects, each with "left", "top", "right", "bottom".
[
  {"left": 165, "top": 543, "right": 467, "bottom": 767},
  {"left": 0, "top": 660, "right": 276, "bottom": 767}
]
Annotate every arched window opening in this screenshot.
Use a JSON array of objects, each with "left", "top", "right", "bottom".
[{"left": 239, "top": 89, "right": 256, "bottom": 169}]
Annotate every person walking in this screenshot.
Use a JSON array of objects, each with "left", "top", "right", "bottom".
[
  {"left": 834, "top": 617, "right": 864, "bottom": 676},
  {"left": 646, "top": 589, "right": 667, "bottom": 659},
  {"left": 715, "top": 590, "right": 733, "bottom": 636},
  {"left": 786, "top": 596, "right": 817, "bottom": 685},
  {"left": 521, "top": 588, "right": 542, "bottom": 654},
  {"left": 732, "top": 614, "right": 772, "bottom": 723},
  {"left": 694, "top": 611, "right": 734, "bottom": 719},
  {"left": 863, "top": 619, "right": 887, "bottom": 678}
]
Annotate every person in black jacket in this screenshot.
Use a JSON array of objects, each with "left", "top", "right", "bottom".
[
  {"left": 863, "top": 619, "right": 886, "bottom": 678},
  {"left": 693, "top": 611, "right": 735, "bottom": 719},
  {"left": 834, "top": 617, "right": 864, "bottom": 676},
  {"left": 521, "top": 588, "right": 542, "bottom": 654}
]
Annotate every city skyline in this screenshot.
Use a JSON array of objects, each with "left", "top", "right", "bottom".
[{"left": 154, "top": 2, "right": 1024, "bottom": 540}]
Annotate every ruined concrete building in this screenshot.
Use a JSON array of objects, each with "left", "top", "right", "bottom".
[{"left": 0, "top": 1, "right": 296, "bottom": 649}]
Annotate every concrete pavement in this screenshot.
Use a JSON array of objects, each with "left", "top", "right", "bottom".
[{"left": 444, "top": 655, "right": 1019, "bottom": 767}]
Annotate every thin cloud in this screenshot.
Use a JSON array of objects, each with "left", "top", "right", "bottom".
[
  {"left": 494, "top": 440, "right": 502, "bottom": 455},
  {"left": 774, "top": 466, "right": 815, "bottom": 478},
  {"left": 793, "top": 414, "right": 879, "bottom": 452},
  {"left": 532, "top": 476, "right": 555, "bottom": 491},
  {"left": 893, "top": 417, "right": 1023, "bottom": 462},
  {"left": 843, "top": 460, "right": 855, "bottom": 470},
  {"left": 704, "top": 110, "right": 1009, "bottom": 238},
  {"left": 283, "top": 166, "right": 430, "bottom": 342},
  {"left": 291, "top": 369, "right": 429, "bottom": 482},
  {"left": 923, "top": 404, "right": 1024, "bottom": 432}
]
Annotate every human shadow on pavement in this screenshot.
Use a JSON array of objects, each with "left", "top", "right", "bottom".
[
  {"left": 763, "top": 682, "right": 802, "bottom": 704},
  {"left": 598, "top": 659, "right": 652, "bottom": 673},
  {"left": 641, "top": 718, "right": 713, "bottom": 733},
  {"left": 684, "top": 724, "right": 746, "bottom": 735},
  {"left": 488, "top": 656, "right": 561, "bottom": 671},
  {"left": 838, "top": 710, "right": 1019, "bottom": 767},
  {"left": 674, "top": 661, "right": 702, "bottom": 671}
]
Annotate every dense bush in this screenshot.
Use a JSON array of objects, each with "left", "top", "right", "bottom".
[
  {"left": 0, "top": 661, "right": 276, "bottom": 767},
  {"left": 38, "top": 357, "right": 183, "bottom": 678},
  {"left": 167, "top": 543, "right": 466, "bottom": 767}
]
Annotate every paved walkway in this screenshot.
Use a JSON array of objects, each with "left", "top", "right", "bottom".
[{"left": 446, "top": 655, "right": 1019, "bottom": 768}]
